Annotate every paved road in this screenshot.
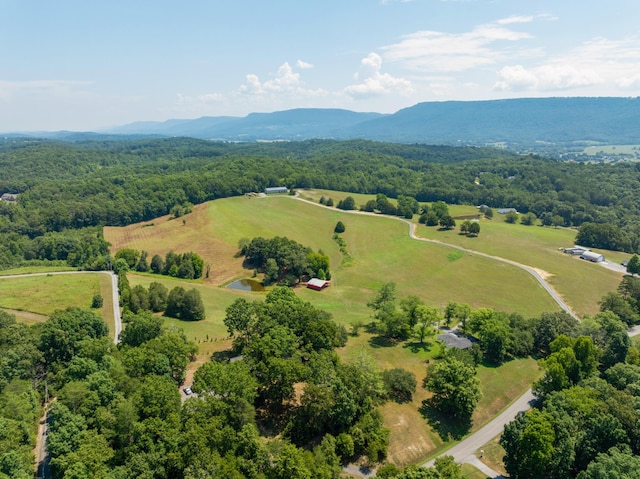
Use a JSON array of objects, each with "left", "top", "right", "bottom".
[
  {"left": 0, "top": 270, "right": 121, "bottom": 344},
  {"left": 422, "top": 389, "right": 535, "bottom": 472}
]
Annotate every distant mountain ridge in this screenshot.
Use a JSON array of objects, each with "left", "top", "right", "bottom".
[{"left": 13, "top": 97, "right": 640, "bottom": 149}]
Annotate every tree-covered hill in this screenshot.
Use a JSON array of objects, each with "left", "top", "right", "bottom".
[
  {"left": 96, "top": 97, "right": 640, "bottom": 150},
  {"left": 1, "top": 137, "right": 640, "bottom": 270}
]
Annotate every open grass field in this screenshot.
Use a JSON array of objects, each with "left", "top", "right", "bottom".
[
  {"left": 412, "top": 215, "right": 623, "bottom": 317},
  {"left": 0, "top": 273, "right": 116, "bottom": 334},
  {"left": 108, "top": 195, "right": 561, "bottom": 323}
]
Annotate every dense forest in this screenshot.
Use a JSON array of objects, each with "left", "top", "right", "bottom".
[{"left": 1, "top": 137, "right": 640, "bottom": 272}]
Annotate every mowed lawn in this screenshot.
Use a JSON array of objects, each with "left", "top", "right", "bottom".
[
  {"left": 0, "top": 273, "right": 115, "bottom": 333},
  {"left": 413, "top": 216, "right": 623, "bottom": 317}
]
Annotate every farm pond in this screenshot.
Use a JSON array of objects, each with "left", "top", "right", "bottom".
[{"left": 226, "top": 279, "right": 265, "bottom": 292}]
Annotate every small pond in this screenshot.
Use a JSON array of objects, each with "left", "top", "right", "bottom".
[{"left": 226, "top": 278, "right": 265, "bottom": 292}]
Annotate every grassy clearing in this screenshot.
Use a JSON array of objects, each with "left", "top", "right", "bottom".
[
  {"left": 461, "top": 463, "right": 490, "bottom": 479},
  {"left": 414, "top": 218, "right": 622, "bottom": 317},
  {"left": 473, "top": 358, "right": 540, "bottom": 427},
  {"left": 0, "top": 274, "right": 104, "bottom": 317},
  {"left": 337, "top": 333, "right": 539, "bottom": 466}
]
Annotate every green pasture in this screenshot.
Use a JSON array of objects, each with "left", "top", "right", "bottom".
[
  {"left": 413, "top": 217, "right": 623, "bottom": 317},
  {"left": 205, "top": 196, "right": 560, "bottom": 323},
  {"left": 0, "top": 273, "right": 110, "bottom": 323}
]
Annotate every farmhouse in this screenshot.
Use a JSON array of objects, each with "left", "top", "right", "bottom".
[
  {"left": 497, "top": 208, "right": 517, "bottom": 214},
  {"left": 264, "top": 186, "right": 288, "bottom": 194},
  {"left": 437, "top": 332, "right": 472, "bottom": 350},
  {"left": 580, "top": 251, "right": 605, "bottom": 263},
  {"left": 307, "top": 278, "right": 330, "bottom": 291}
]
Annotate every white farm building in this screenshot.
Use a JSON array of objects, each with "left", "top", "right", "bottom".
[{"left": 580, "top": 251, "right": 605, "bottom": 263}]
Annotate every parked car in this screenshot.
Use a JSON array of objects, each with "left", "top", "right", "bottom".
[
  {"left": 183, "top": 386, "right": 192, "bottom": 395},
  {"left": 622, "top": 260, "right": 628, "bottom": 267}
]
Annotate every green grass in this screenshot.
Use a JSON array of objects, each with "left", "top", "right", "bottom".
[
  {"left": 105, "top": 192, "right": 614, "bottom": 465},
  {"left": 477, "top": 436, "right": 508, "bottom": 477},
  {"left": 461, "top": 463, "right": 490, "bottom": 479},
  {"left": 414, "top": 218, "right": 622, "bottom": 317},
  {"left": 473, "top": 358, "right": 540, "bottom": 427},
  {"left": 0, "top": 273, "right": 103, "bottom": 316}
]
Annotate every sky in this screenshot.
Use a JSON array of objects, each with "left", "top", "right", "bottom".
[{"left": 2, "top": 0, "right": 640, "bottom": 131}]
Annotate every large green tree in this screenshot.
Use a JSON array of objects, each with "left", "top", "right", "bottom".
[{"left": 423, "top": 356, "right": 481, "bottom": 420}]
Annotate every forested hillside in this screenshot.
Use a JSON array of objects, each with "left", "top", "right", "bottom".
[
  {"left": 1, "top": 137, "right": 640, "bottom": 272},
  {"left": 99, "top": 98, "right": 640, "bottom": 150}
]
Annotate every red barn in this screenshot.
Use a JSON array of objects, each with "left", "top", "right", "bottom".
[{"left": 307, "top": 278, "right": 330, "bottom": 290}]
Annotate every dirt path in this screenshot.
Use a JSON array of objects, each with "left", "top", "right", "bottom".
[{"left": 34, "top": 398, "right": 56, "bottom": 479}]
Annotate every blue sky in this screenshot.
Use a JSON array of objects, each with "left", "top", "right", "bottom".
[{"left": 2, "top": 0, "right": 639, "bottom": 131}]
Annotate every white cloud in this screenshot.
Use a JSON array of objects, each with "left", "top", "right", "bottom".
[
  {"left": 239, "top": 62, "right": 323, "bottom": 96},
  {"left": 231, "top": 61, "right": 328, "bottom": 113},
  {"left": 296, "top": 59, "right": 314, "bottom": 69},
  {"left": 493, "top": 65, "right": 539, "bottom": 91},
  {"left": 494, "top": 36, "right": 640, "bottom": 93},
  {"left": 496, "top": 15, "right": 535, "bottom": 25},
  {"left": 198, "top": 93, "right": 224, "bottom": 103},
  {"left": 617, "top": 74, "right": 640, "bottom": 89},
  {"left": 381, "top": 23, "right": 531, "bottom": 73},
  {"left": 494, "top": 64, "right": 601, "bottom": 91},
  {"left": 344, "top": 52, "right": 413, "bottom": 98}
]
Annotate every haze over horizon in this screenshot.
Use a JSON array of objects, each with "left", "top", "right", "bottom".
[{"left": 2, "top": 0, "right": 640, "bottom": 132}]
